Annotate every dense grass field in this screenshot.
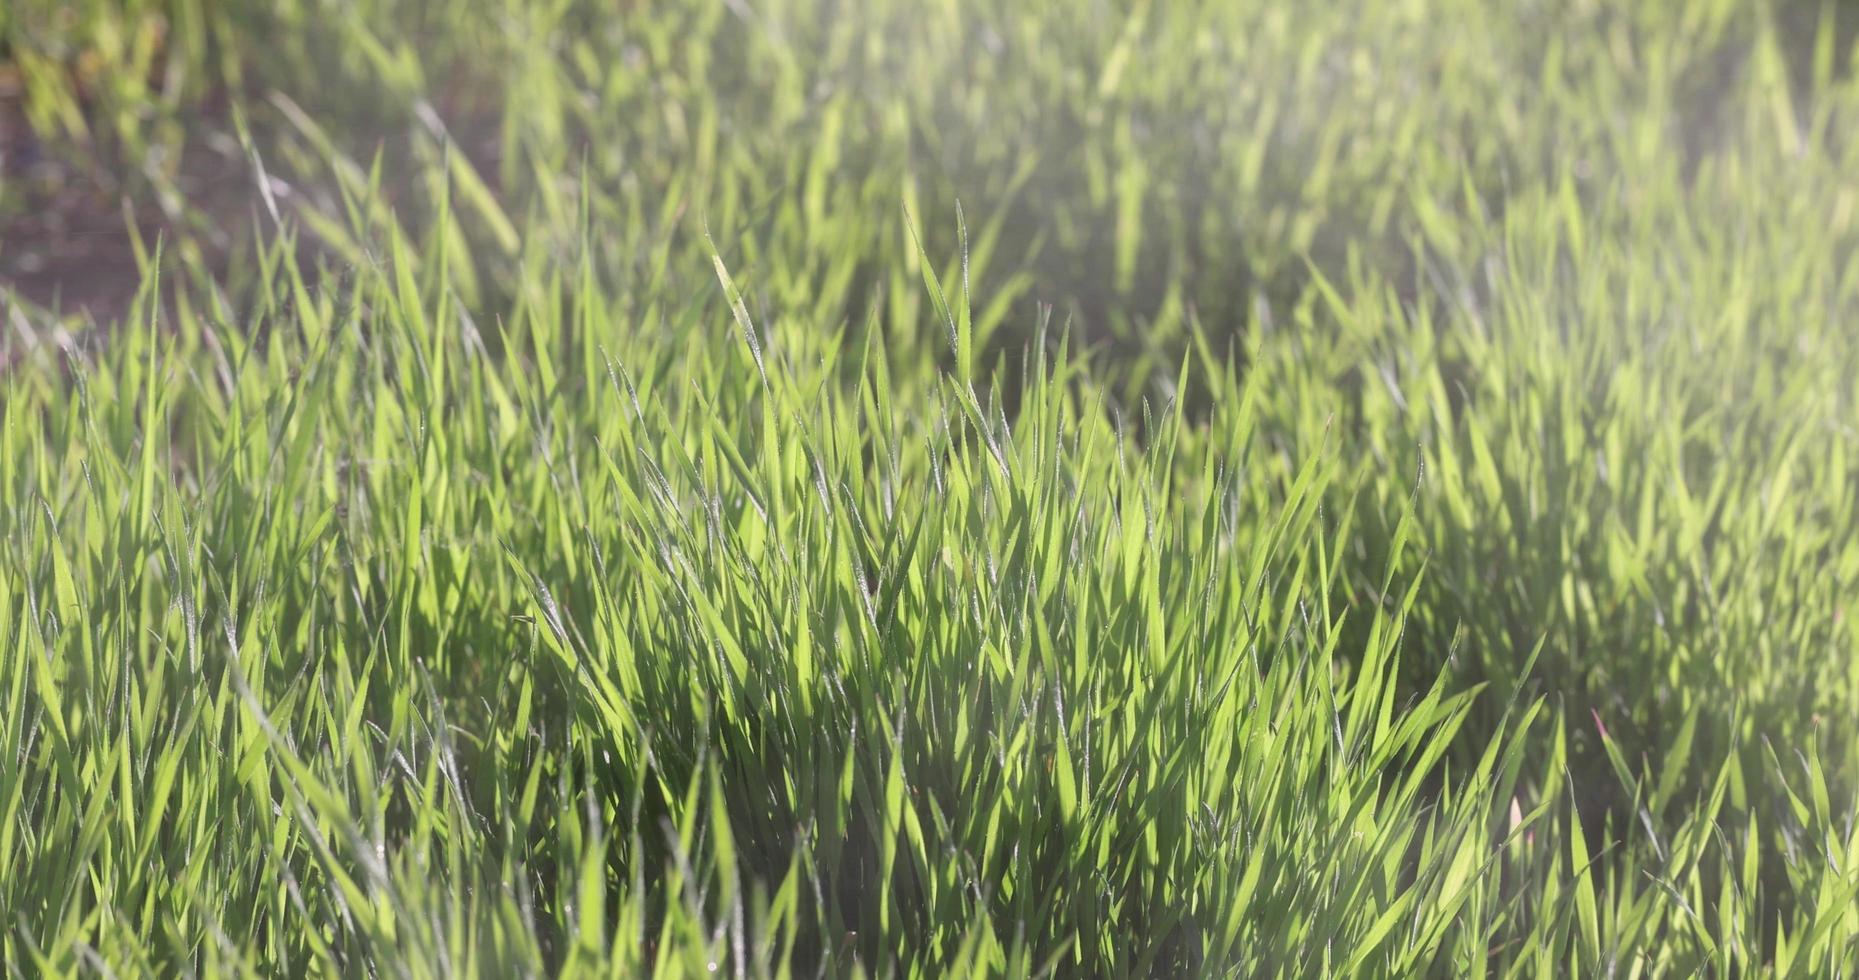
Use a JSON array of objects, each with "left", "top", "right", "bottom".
[{"left": 3, "top": 0, "right": 1859, "bottom": 975}]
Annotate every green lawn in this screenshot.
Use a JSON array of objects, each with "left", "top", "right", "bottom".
[{"left": 2, "top": 0, "right": 1857, "bottom": 975}]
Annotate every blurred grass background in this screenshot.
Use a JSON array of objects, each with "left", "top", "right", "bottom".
[{"left": 5, "top": 0, "right": 1845, "bottom": 340}]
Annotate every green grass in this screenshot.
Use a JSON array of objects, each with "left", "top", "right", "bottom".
[{"left": 3, "top": 0, "right": 1859, "bottom": 975}]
